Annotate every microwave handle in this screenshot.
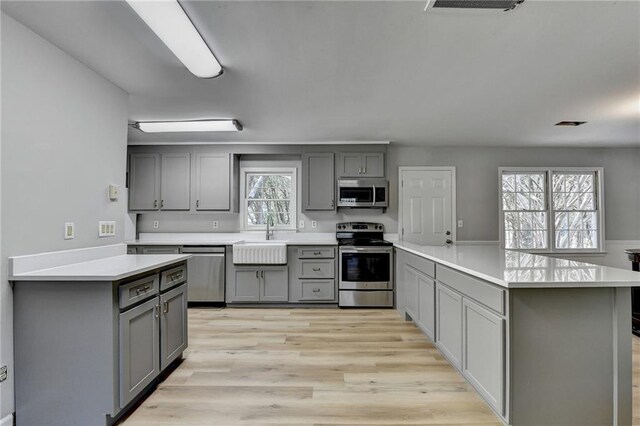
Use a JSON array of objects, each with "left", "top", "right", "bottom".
[{"left": 372, "top": 185, "right": 376, "bottom": 206}]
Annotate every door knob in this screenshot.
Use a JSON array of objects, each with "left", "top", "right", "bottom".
[
  {"left": 446, "top": 239, "right": 453, "bottom": 245},
  {"left": 446, "top": 231, "right": 451, "bottom": 236}
]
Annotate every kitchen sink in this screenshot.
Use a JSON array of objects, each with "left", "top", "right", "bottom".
[{"left": 232, "top": 240, "right": 287, "bottom": 264}]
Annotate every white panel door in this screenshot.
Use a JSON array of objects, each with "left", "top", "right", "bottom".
[{"left": 400, "top": 169, "right": 454, "bottom": 245}]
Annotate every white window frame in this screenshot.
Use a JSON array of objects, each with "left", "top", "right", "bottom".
[
  {"left": 498, "top": 167, "right": 605, "bottom": 254},
  {"left": 240, "top": 167, "right": 297, "bottom": 231}
]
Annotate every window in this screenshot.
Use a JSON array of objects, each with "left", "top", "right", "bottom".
[
  {"left": 241, "top": 167, "right": 297, "bottom": 229},
  {"left": 499, "top": 168, "right": 604, "bottom": 252}
]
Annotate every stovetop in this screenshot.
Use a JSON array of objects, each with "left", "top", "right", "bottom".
[{"left": 337, "top": 238, "right": 394, "bottom": 247}]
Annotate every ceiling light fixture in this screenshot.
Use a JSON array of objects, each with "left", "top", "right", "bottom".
[
  {"left": 126, "top": 0, "right": 222, "bottom": 78},
  {"left": 555, "top": 121, "right": 587, "bottom": 127},
  {"left": 132, "top": 119, "right": 243, "bottom": 133}
]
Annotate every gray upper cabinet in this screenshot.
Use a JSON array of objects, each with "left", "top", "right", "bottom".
[
  {"left": 129, "top": 153, "right": 161, "bottom": 210},
  {"left": 338, "top": 152, "right": 385, "bottom": 178},
  {"left": 195, "top": 153, "right": 230, "bottom": 211},
  {"left": 160, "top": 284, "right": 188, "bottom": 370},
  {"left": 129, "top": 152, "right": 190, "bottom": 211},
  {"left": 160, "top": 153, "right": 191, "bottom": 210},
  {"left": 436, "top": 283, "right": 463, "bottom": 369},
  {"left": 302, "top": 153, "right": 335, "bottom": 211}
]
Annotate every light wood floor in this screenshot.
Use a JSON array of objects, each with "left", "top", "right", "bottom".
[{"left": 122, "top": 308, "right": 640, "bottom": 425}]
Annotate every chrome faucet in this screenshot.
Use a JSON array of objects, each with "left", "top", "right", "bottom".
[{"left": 266, "top": 216, "right": 274, "bottom": 240}]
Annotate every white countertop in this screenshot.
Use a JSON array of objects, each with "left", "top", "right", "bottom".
[
  {"left": 393, "top": 239, "right": 640, "bottom": 289},
  {"left": 10, "top": 254, "right": 191, "bottom": 282},
  {"left": 126, "top": 232, "right": 338, "bottom": 246}
]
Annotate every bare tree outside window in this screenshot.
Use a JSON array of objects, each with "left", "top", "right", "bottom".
[{"left": 243, "top": 169, "right": 296, "bottom": 229}]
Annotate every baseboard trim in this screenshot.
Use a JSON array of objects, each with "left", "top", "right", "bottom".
[{"left": 0, "top": 413, "right": 14, "bottom": 426}]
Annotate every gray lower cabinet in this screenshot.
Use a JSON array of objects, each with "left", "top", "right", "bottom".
[
  {"left": 302, "top": 153, "right": 335, "bottom": 211},
  {"left": 119, "top": 297, "right": 160, "bottom": 408},
  {"left": 288, "top": 246, "right": 337, "bottom": 303},
  {"left": 160, "top": 284, "right": 188, "bottom": 370},
  {"left": 417, "top": 271, "right": 435, "bottom": 340},
  {"left": 435, "top": 282, "right": 463, "bottom": 369},
  {"left": 462, "top": 297, "right": 505, "bottom": 415},
  {"left": 195, "top": 153, "right": 231, "bottom": 210},
  {"left": 230, "top": 266, "right": 288, "bottom": 302},
  {"left": 403, "top": 264, "right": 420, "bottom": 321},
  {"left": 160, "top": 153, "right": 191, "bottom": 210}
]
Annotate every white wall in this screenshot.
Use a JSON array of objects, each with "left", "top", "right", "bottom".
[{"left": 0, "top": 13, "right": 128, "bottom": 418}]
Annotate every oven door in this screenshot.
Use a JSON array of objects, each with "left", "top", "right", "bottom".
[{"left": 339, "top": 247, "right": 393, "bottom": 290}]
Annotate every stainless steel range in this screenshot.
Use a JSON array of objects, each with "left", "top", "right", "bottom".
[{"left": 336, "top": 222, "right": 394, "bottom": 308}]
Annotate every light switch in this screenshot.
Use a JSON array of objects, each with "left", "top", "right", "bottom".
[
  {"left": 108, "top": 184, "right": 119, "bottom": 201},
  {"left": 98, "top": 221, "right": 116, "bottom": 237},
  {"left": 64, "top": 222, "right": 75, "bottom": 240}
]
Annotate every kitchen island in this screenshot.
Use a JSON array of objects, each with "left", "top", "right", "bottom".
[
  {"left": 393, "top": 240, "right": 640, "bottom": 426},
  {"left": 10, "top": 244, "right": 191, "bottom": 426}
]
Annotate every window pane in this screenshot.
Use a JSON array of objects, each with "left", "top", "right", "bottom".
[
  {"left": 519, "top": 212, "right": 532, "bottom": 230},
  {"left": 552, "top": 172, "right": 599, "bottom": 250},
  {"left": 503, "top": 192, "right": 516, "bottom": 210},
  {"left": 245, "top": 172, "right": 293, "bottom": 227},
  {"left": 530, "top": 192, "right": 545, "bottom": 210},
  {"left": 554, "top": 212, "right": 568, "bottom": 230},
  {"left": 579, "top": 193, "right": 594, "bottom": 210},
  {"left": 516, "top": 193, "right": 530, "bottom": 210},
  {"left": 553, "top": 174, "right": 565, "bottom": 193},
  {"left": 502, "top": 174, "right": 516, "bottom": 192},
  {"left": 579, "top": 174, "right": 593, "bottom": 192},
  {"left": 553, "top": 193, "right": 565, "bottom": 210},
  {"left": 505, "top": 212, "right": 518, "bottom": 230},
  {"left": 501, "top": 172, "right": 548, "bottom": 249},
  {"left": 516, "top": 174, "right": 531, "bottom": 192}
]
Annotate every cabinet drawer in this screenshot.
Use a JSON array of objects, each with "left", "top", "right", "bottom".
[
  {"left": 300, "top": 280, "right": 335, "bottom": 301},
  {"left": 297, "top": 247, "right": 335, "bottom": 259},
  {"left": 160, "top": 264, "right": 187, "bottom": 291},
  {"left": 405, "top": 252, "right": 435, "bottom": 279},
  {"left": 299, "top": 260, "right": 334, "bottom": 279},
  {"left": 436, "top": 265, "right": 505, "bottom": 315},
  {"left": 119, "top": 274, "right": 160, "bottom": 310}
]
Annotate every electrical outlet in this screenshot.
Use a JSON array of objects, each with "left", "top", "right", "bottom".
[
  {"left": 64, "top": 222, "right": 75, "bottom": 240},
  {"left": 311, "top": 220, "right": 317, "bottom": 229},
  {"left": 299, "top": 220, "right": 305, "bottom": 229},
  {"left": 457, "top": 220, "right": 464, "bottom": 228},
  {"left": 98, "top": 221, "right": 116, "bottom": 237},
  {"left": 0, "top": 365, "right": 7, "bottom": 382},
  {"left": 153, "top": 221, "right": 159, "bottom": 229},
  {"left": 212, "top": 221, "right": 219, "bottom": 229}
]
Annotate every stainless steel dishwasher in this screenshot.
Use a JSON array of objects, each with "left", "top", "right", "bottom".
[{"left": 181, "top": 246, "right": 225, "bottom": 303}]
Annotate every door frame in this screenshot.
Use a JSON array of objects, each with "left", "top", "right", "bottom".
[{"left": 398, "top": 166, "right": 457, "bottom": 245}]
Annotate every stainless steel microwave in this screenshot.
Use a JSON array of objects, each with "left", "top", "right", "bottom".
[{"left": 337, "top": 179, "right": 388, "bottom": 208}]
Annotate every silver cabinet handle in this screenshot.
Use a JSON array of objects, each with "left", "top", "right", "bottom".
[
  {"left": 136, "top": 285, "right": 151, "bottom": 294},
  {"left": 261, "top": 270, "right": 264, "bottom": 278},
  {"left": 358, "top": 167, "right": 362, "bottom": 174},
  {"left": 153, "top": 200, "right": 158, "bottom": 208},
  {"left": 363, "top": 167, "right": 366, "bottom": 174},
  {"left": 154, "top": 305, "right": 160, "bottom": 319},
  {"left": 312, "top": 288, "right": 321, "bottom": 293},
  {"left": 160, "top": 200, "right": 164, "bottom": 208},
  {"left": 312, "top": 268, "right": 321, "bottom": 272},
  {"left": 256, "top": 271, "right": 259, "bottom": 279},
  {"left": 196, "top": 200, "right": 200, "bottom": 208},
  {"left": 313, "top": 251, "right": 321, "bottom": 256},
  {"left": 163, "top": 300, "right": 169, "bottom": 314}
]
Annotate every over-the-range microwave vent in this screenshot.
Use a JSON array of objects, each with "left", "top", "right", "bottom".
[{"left": 429, "top": 0, "right": 524, "bottom": 11}]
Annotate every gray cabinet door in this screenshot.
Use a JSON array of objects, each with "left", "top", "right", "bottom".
[
  {"left": 302, "top": 153, "right": 335, "bottom": 211},
  {"left": 195, "top": 153, "right": 230, "bottom": 210},
  {"left": 417, "top": 273, "right": 435, "bottom": 340},
  {"left": 436, "top": 283, "right": 463, "bottom": 369},
  {"left": 119, "top": 297, "right": 159, "bottom": 408},
  {"left": 232, "top": 269, "right": 261, "bottom": 302},
  {"left": 338, "top": 153, "right": 364, "bottom": 177},
  {"left": 403, "top": 265, "right": 419, "bottom": 321},
  {"left": 261, "top": 267, "right": 288, "bottom": 302},
  {"left": 160, "top": 153, "right": 191, "bottom": 210},
  {"left": 160, "top": 284, "right": 188, "bottom": 370},
  {"left": 129, "top": 153, "right": 160, "bottom": 211},
  {"left": 361, "top": 153, "right": 385, "bottom": 177},
  {"left": 462, "top": 298, "right": 505, "bottom": 415}
]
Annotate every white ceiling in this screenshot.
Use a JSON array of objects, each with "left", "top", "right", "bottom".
[{"left": 2, "top": 0, "right": 639, "bottom": 147}]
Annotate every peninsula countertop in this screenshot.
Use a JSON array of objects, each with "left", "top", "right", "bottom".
[
  {"left": 393, "top": 239, "right": 640, "bottom": 289},
  {"left": 10, "top": 254, "right": 191, "bottom": 281}
]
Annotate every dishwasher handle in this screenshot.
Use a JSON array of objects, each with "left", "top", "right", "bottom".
[{"left": 182, "top": 246, "right": 225, "bottom": 254}]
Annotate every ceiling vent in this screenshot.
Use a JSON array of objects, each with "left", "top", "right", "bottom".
[{"left": 426, "top": 0, "right": 524, "bottom": 11}]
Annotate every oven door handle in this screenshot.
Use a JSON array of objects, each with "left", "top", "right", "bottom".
[{"left": 340, "top": 247, "right": 393, "bottom": 253}]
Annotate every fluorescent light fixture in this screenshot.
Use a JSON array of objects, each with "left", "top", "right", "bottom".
[
  {"left": 134, "top": 119, "right": 243, "bottom": 133},
  {"left": 126, "top": 0, "right": 222, "bottom": 78}
]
